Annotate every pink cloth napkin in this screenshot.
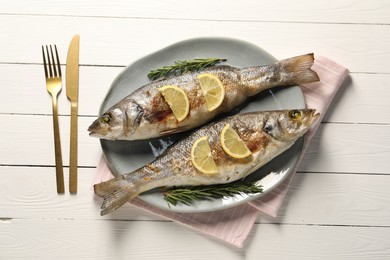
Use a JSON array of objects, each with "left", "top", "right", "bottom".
[{"left": 92, "top": 56, "right": 349, "bottom": 248}]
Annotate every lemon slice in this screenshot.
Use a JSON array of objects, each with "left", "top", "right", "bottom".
[
  {"left": 220, "top": 124, "right": 252, "bottom": 159},
  {"left": 197, "top": 73, "right": 225, "bottom": 111},
  {"left": 190, "top": 136, "right": 218, "bottom": 174},
  {"left": 158, "top": 85, "right": 190, "bottom": 122}
]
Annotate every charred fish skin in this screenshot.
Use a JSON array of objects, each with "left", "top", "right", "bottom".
[
  {"left": 88, "top": 54, "right": 319, "bottom": 141},
  {"left": 94, "top": 109, "right": 319, "bottom": 215}
]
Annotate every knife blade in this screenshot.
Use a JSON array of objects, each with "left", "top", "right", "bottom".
[{"left": 66, "top": 34, "right": 80, "bottom": 193}]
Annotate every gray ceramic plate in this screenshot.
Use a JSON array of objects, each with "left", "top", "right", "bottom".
[{"left": 99, "top": 37, "right": 305, "bottom": 213}]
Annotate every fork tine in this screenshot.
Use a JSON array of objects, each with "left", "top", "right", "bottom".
[
  {"left": 42, "top": 45, "right": 62, "bottom": 79},
  {"left": 42, "top": 46, "right": 48, "bottom": 78},
  {"left": 49, "top": 45, "right": 58, "bottom": 77},
  {"left": 46, "top": 45, "right": 53, "bottom": 78},
  {"left": 54, "top": 45, "right": 62, "bottom": 77}
]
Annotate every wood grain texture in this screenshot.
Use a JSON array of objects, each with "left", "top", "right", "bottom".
[
  {"left": 1, "top": 0, "right": 389, "bottom": 24},
  {"left": 1, "top": 64, "right": 389, "bottom": 124},
  {"left": 0, "top": 115, "right": 101, "bottom": 167},
  {"left": 1, "top": 167, "right": 390, "bottom": 227},
  {"left": 1, "top": 0, "right": 390, "bottom": 258},
  {"left": 0, "top": 16, "right": 390, "bottom": 73},
  {"left": 247, "top": 224, "right": 390, "bottom": 259},
  {"left": 1, "top": 115, "right": 388, "bottom": 173},
  {"left": 300, "top": 123, "right": 390, "bottom": 174},
  {"left": 1, "top": 219, "right": 390, "bottom": 260},
  {"left": 321, "top": 73, "right": 390, "bottom": 124},
  {"left": 0, "top": 63, "right": 123, "bottom": 117}
]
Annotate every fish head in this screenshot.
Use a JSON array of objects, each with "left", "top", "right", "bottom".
[
  {"left": 263, "top": 109, "right": 320, "bottom": 142},
  {"left": 88, "top": 100, "right": 144, "bottom": 140}
]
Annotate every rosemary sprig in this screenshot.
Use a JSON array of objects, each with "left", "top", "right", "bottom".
[
  {"left": 148, "top": 58, "right": 227, "bottom": 80},
  {"left": 163, "top": 181, "right": 263, "bottom": 207}
]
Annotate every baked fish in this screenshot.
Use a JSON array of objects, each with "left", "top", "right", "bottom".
[
  {"left": 88, "top": 54, "right": 319, "bottom": 141},
  {"left": 94, "top": 109, "right": 319, "bottom": 215}
]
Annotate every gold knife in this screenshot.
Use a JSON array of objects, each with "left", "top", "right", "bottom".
[{"left": 66, "top": 34, "right": 80, "bottom": 193}]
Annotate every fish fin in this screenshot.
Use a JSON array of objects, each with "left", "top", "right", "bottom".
[
  {"left": 159, "top": 126, "right": 188, "bottom": 136},
  {"left": 278, "top": 53, "right": 320, "bottom": 85},
  {"left": 94, "top": 177, "right": 138, "bottom": 216}
]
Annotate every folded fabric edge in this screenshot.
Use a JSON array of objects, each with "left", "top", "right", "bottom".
[
  {"left": 131, "top": 198, "right": 259, "bottom": 248},
  {"left": 90, "top": 55, "right": 350, "bottom": 247},
  {"left": 247, "top": 56, "right": 349, "bottom": 216},
  {"left": 92, "top": 155, "right": 259, "bottom": 248}
]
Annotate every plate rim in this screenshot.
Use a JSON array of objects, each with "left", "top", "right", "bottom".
[{"left": 99, "top": 37, "right": 305, "bottom": 213}]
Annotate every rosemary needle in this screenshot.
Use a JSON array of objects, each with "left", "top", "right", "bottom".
[
  {"left": 148, "top": 58, "right": 227, "bottom": 80},
  {"left": 148, "top": 57, "right": 262, "bottom": 207},
  {"left": 163, "top": 182, "right": 263, "bottom": 206}
]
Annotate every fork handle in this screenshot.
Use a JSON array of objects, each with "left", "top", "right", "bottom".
[
  {"left": 51, "top": 96, "right": 65, "bottom": 193},
  {"left": 69, "top": 103, "right": 78, "bottom": 193}
]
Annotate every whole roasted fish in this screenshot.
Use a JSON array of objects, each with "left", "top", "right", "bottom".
[
  {"left": 88, "top": 54, "right": 319, "bottom": 140},
  {"left": 94, "top": 109, "right": 319, "bottom": 215}
]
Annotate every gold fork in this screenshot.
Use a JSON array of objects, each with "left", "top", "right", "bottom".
[{"left": 42, "top": 45, "right": 65, "bottom": 194}]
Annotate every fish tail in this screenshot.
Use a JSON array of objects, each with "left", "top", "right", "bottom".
[
  {"left": 278, "top": 53, "right": 319, "bottom": 85},
  {"left": 94, "top": 177, "right": 138, "bottom": 216}
]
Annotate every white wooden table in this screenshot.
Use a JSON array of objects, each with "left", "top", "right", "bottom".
[{"left": 1, "top": 1, "right": 389, "bottom": 259}]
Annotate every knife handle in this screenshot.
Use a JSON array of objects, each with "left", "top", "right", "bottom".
[{"left": 69, "top": 103, "right": 78, "bottom": 193}]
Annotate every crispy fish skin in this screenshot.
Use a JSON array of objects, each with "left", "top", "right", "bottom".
[
  {"left": 88, "top": 54, "right": 319, "bottom": 140},
  {"left": 94, "top": 109, "right": 319, "bottom": 215}
]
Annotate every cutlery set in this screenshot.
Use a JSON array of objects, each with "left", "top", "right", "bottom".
[{"left": 42, "top": 35, "right": 80, "bottom": 194}]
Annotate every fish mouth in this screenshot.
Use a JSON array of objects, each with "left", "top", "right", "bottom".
[
  {"left": 88, "top": 129, "right": 113, "bottom": 140},
  {"left": 88, "top": 128, "right": 103, "bottom": 138},
  {"left": 88, "top": 131, "right": 102, "bottom": 138},
  {"left": 87, "top": 119, "right": 109, "bottom": 139},
  {"left": 87, "top": 120, "right": 98, "bottom": 134},
  {"left": 306, "top": 109, "right": 320, "bottom": 125}
]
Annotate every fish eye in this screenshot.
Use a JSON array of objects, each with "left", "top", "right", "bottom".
[
  {"left": 289, "top": 110, "right": 302, "bottom": 120},
  {"left": 99, "top": 114, "right": 111, "bottom": 124}
]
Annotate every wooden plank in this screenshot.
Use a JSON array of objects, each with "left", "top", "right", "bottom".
[
  {"left": 0, "top": 219, "right": 241, "bottom": 259},
  {"left": 0, "top": 115, "right": 102, "bottom": 167},
  {"left": 0, "top": 15, "right": 390, "bottom": 73},
  {"left": 1, "top": 115, "right": 388, "bottom": 173},
  {"left": 0, "top": 64, "right": 122, "bottom": 117},
  {"left": 1, "top": 64, "right": 389, "bottom": 124},
  {"left": 1, "top": 167, "right": 390, "bottom": 227},
  {"left": 247, "top": 224, "right": 390, "bottom": 259},
  {"left": 299, "top": 123, "right": 390, "bottom": 174},
  {"left": 321, "top": 73, "right": 390, "bottom": 124},
  {"left": 0, "top": 166, "right": 161, "bottom": 221},
  {"left": 1, "top": 218, "right": 390, "bottom": 259},
  {"left": 1, "top": 0, "right": 390, "bottom": 24},
  {"left": 269, "top": 172, "right": 390, "bottom": 227},
  {"left": 1, "top": 1, "right": 389, "bottom": 259}
]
